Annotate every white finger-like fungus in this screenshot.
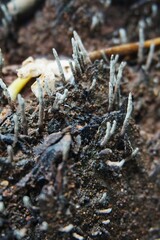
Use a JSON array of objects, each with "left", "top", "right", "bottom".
[
  {"left": 108, "top": 55, "right": 119, "bottom": 111},
  {"left": 13, "top": 114, "right": 19, "bottom": 146},
  {"left": 106, "top": 148, "right": 139, "bottom": 169},
  {"left": 18, "top": 94, "right": 28, "bottom": 135},
  {"left": 52, "top": 48, "right": 66, "bottom": 83},
  {"left": 7, "top": 0, "right": 40, "bottom": 16},
  {"left": 100, "top": 120, "right": 117, "bottom": 146},
  {"left": 121, "top": 93, "right": 133, "bottom": 135},
  {"left": 7, "top": 145, "right": 14, "bottom": 163},
  {"left": 0, "top": 78, "right": 11, "bottom": 102},
  {"left": 119, "top": 28, "right": 128, "bottom": 44},
  {"left": 138, "top": 21, "right": 145, "bottom": 63},
  {"left": 37, "top": 79, "right": 44, "bottom": 132},
  {"left": 144, "top": 43, "right": 155, "bottom": 70},
  {"left": 53, "top": 89, "right": 69, "bottom": 110}
]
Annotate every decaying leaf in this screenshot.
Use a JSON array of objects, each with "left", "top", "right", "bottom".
[
  {"left": 17, "top": 127, "right": 73, "bottom": 187},
  {"left": 35, "top": 127, "right": 72, "bottom": 166}
]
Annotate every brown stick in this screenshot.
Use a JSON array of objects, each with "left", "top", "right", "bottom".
[{"left": 89, "top": 37, "right": 160, "bottom": 61}]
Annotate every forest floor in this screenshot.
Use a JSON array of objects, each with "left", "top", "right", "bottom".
[{"left": 0, "top": 1, "right": 160, "bottom": 239}]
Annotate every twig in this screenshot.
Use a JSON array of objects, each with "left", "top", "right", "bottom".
[{"left": 89, "top": 37, "right": 160, "bottom": 61}]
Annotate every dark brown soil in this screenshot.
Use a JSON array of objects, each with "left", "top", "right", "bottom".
[{"left": 0, "top": 1, "right": 160, "bottom": 240}]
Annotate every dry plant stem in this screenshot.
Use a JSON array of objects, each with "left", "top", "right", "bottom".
[{"left": 89, "top": 37, "right": 160, "bottom": 61}]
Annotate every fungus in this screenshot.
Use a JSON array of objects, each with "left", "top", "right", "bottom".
[
  {"left": 108, "top": 55, "right": 119, "bottom": 111},
  {"left": 100, "top": 120, "right": 117, "bottom": 146},
  {"left": 121, "top": 93, "right": 133, "bottom": 135},
  {"left": 138, "top": 20, "right": 145, "bottom": 63},
  {"left": 119, "top": 28, "right": 128, "bottom": 44},
  {"left": 53, "top": 89, "right": 69, "bottom": 110},
  {"left": 0, "top": 78, "right": 11, "bottom": 103},
  {"left": 13, "top": 114, "right": 19, "bottom": 146},
  {"left": 52, "top": 48, "right": 66, "bottom": 83},
  {"left": 7, "top": 145, "right": 14, "bottom": 163},
  {"left": 6, "top": 36, "right": 160, "bottom": 100},
  {"left": 144, "top": 43, "right": 155, "bottom": 70},
  {"left": 18, "top": 94, "right": 28, "bottom": 135},
  {"left": 37, "top": 79, "right": 44, "bottom": 133}
]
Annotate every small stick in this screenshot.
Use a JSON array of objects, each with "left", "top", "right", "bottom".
[{"left": 89, "top": 37, "right": 160, "bottom": 61}]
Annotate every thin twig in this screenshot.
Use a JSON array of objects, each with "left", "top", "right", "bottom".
[{"left": 89, "top": 37, "right": 160, "bottom": 61}]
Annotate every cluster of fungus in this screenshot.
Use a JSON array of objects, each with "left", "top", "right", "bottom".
[{"left": 0, "top": 31, "right": 142, "bottom": 239}]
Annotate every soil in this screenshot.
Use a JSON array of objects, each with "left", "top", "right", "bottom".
[{"left": 0, "top": 1, "right": 160, "bottom": 240}]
